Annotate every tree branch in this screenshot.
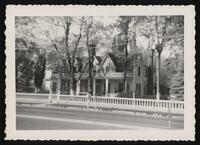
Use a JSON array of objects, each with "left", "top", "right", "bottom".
[
  {"left": 86, "top": 18, "right": 93, "bottom": 46},
  {"left": 73, "top": 17, "right": 84, "bottom": 55},
  {"left": 51, "top": 17, "right": 66, "bottom": 30},
  {"left": 160, "top": 17, "right": 169, "bottom": 48},
  {"left": 63, "top": 17, "right": 73, "bottom": 72},
  {"left": 53, "top": 44, "right": 70, "bottom": 76},
  {"left": 75, "top": 55, "right": 95, "bottom": 83},
  {"left": 45, "top": 32, "right": 70, "bottom": 76},
  {"left": 155, "top": 17, "right": 160, "bottom": 45}
]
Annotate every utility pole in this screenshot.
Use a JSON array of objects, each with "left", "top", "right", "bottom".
[
  {"left": 88, "top": 43, "right": 95, "bottom": 95},
  {"left": 151, "top": 48, "right": 155, "bottom": 95},
  {"left": 132, "top": 52, "right": 136, "bottom": 99},
  {"left": 156, "top": 48, "right": 161, "bottom": 100},
  {"left": 132, "top": 32, "right": 136, "bottom": 99},
  {"left": 148, "top": 33, "right": 155, "bottom": 96}
]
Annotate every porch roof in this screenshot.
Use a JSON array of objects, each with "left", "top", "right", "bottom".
[{"left": 51, "top": 72, "right": 133, "bottom": 80}]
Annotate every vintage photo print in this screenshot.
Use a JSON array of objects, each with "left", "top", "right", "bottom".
[{"left": 5, "top": 5, "right": 195, "bottom": 140}]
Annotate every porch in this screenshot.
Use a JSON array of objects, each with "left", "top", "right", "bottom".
[{"left": 48, "top": 72, "right": 136, "bottom": 97}]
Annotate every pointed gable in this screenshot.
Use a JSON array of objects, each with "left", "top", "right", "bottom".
[
  {"left": 93, "top": 55, "right": 102, "bottom": 66},
  {"left": 99, "top": 53, "right": 118, "bottom": 72},
  {"left": 107, "top": 53, "right": 119, "bottom": 67},
  {"left": 95, "top": 56, "right": 102, "bottom": 64}
]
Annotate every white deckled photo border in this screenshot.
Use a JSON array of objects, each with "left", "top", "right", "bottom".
[{"left": 5, "top": 5, "right": 195, "bottom": 141}]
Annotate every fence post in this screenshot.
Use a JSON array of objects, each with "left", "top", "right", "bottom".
[
  {"left": 57, "top": 90, "right": 60, "bottom": 102},
  {"left": 87, "top": 93, "right": 91, "bottom": 109},
  {"left": 48, "top": 80, "right": 53, "bottom": 104},
  {"left": 94, "top": 96, "right": 97, "bottom": 109}
]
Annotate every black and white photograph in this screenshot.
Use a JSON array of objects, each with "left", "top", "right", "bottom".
[{"left": 5, "top": 5, "right": 195, "bottom": 140}]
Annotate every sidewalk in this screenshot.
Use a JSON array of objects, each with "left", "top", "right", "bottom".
[{"left": 16, "top": 103, "right": 184, "bottom": 121}]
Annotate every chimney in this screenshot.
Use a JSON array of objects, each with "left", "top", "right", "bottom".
[{"left": 88, "top": 42, "right": 96, "bottom": 57}]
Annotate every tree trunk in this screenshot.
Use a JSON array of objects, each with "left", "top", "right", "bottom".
[
  {"left": 123, "top": 36, "right": 128, "bottom": 94},
  {"left": 70, "top": 78, "right": 74, "bottom": 95},
  {"left": 122, "top": 18, "right": 130, "bottom": 95},
  {"left": 132, "top": 54, "right": 136, "bottom": 98},
  {"left": 156, "top": 52, "right": 161, "bottom": 100},
  {"left": 88, "top": 49, "right": 93, "bottom": 95},
  {"left": 124, "top": 47, "right": 128, "bottom": 94},
  {"left": 70, "top": 56, "right": 75, "bottom": 95},
  {"left": 150, "top": 49, "right": 155, "bottom": 95}
]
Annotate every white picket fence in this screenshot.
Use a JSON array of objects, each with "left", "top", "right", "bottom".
[{"left": 16, "top": 93, "right": 184, "bottom": 115}]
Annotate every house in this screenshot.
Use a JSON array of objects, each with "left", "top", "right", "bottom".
[{"left": 44, "top": 51, "right": 148, "bottom": 98}]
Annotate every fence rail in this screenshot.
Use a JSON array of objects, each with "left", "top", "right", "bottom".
[{"left": 16, "top": 93, "right": 184, "bottom": 115}]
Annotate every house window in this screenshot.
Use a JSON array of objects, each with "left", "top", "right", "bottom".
[
  {"left": 73, "top": 66, "right": 77, "bottom": 73},
  {"left": 127, "top": 83, "right": 130, "bottom": 92},
  {"left": 139, "top": 84, "right": 141, "bottom": 95},
  {"left": 93, "top": 66, "right": 96, "bottom": 74},
  {"left": 138, "top": 66, "right": 141, "bottom": 77},
  {"left": 118, "top": 83, "right": 123, "bottom": 92},
  {"left": 106, "top": 66, "right": 109, "bottom": 73},
  {"left": 52, "top": 82, "right": 57, "bottom": 92},
  {"left": 108, "top": 83, "right": 111, "bottom": 93},
  {"left": 61, "top": 80, "right": 66, "bottom": 92},
  {"left": 80, "top": 80, "right": 83, "bottom": 92},
  {"left": 145, "top": 68, "right": 147, "bottom": 77},
  {"left": 144, "top": 87, "right": 146, "bottom": 95},
  {"left": 101, "top": 68, "right": 104, "bottom": 73},
  {"left": 80, "top": 80, "right": 88, "bottom": 92},
  {"left": 136, "top": 83, "right": 141, "bottom": 95}
]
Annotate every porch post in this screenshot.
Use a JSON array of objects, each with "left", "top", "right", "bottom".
[
  {"left": 105, "top": 78, "right": 109, "bottom": 97},
  {"left": 132, "top": 71, "right": 136, "bottom": 99},
  {"left": 49, "top": 79, "right": 53, "bottom": 103},
  {"left": 57, "top": 78, "right": 61, "bottom": 102},
  {"left": 76, "top": 80, "right": 80, "bottom": 95},
  {"left": 93, "top": 79, "right": 96, "bottom": 96}
]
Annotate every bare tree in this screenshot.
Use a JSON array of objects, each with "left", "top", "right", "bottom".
[
  {"left": 135, "top": 16, "right": 183, "bottom": 99},
  {"left": 45, "top": 16, "right": 84, "bottom": 95},
  {"left": 154, "top": 16, "right": 184, "bottom": 99},
  {"left": 85, "top": 18, "right": 94, "bottom": 95},
  {"left": 117, "top": 16, "right": 132, "bottom": 94},
  {"left": 83, "top": 17, "right": 104, "bottom": 95},
  {"left": 154, "top": 16, "right": 170, "bottom": 99}
]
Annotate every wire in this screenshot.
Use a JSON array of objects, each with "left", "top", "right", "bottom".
[
  {"left": 111, "top": 27, "right": 183, "bottom": 37},
  {"left": 159, "top": 34, "right": 184, "bottom": 39},
  {"left": 31, "top": 28, "right": 184, "bottom": 49},
  {"left": 35, "top": 34, "right": 183, "bottom": 51},
  {"left": 155, "top": 27, "right": 184, "bottom": 33},
  {"left": 64, "top": 26, "right": 183, "bottom": 43},
  {"left": 65, "top": 34, "right": 183, "bottom": 49}
]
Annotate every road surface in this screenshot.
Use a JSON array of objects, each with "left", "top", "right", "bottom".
[{"left": 16, "top": 105, "right": 184, "bottom": 130}]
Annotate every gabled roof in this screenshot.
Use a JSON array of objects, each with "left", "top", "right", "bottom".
[
  {"left": 107, "top": 53, "right": 119, "bottom": 67},
  {"left": 99, "top": 52, "right": 144, "bottom": 72},
  {"left": 75, "top": 57, "right": 83, "bottom": 72},
  {"left": 99, "top": 53, "right": 118, "bottom": 68},
  {"left": 75, "top": 57, "right": 82, "bottom": 66},
  {"left": 52, "top": 52, "right": 145, "bottom": 74},
  {"left": 95, "top": 56, "right": 102, "bottom": 64}
]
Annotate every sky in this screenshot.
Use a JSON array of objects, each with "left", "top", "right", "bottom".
[{"left": 16, "top": 16, "right": 183, "bottom": 59}]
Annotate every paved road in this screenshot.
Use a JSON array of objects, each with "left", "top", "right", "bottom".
[{"left": 16, "top": 105, "right": 184, "bottom": 130}]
